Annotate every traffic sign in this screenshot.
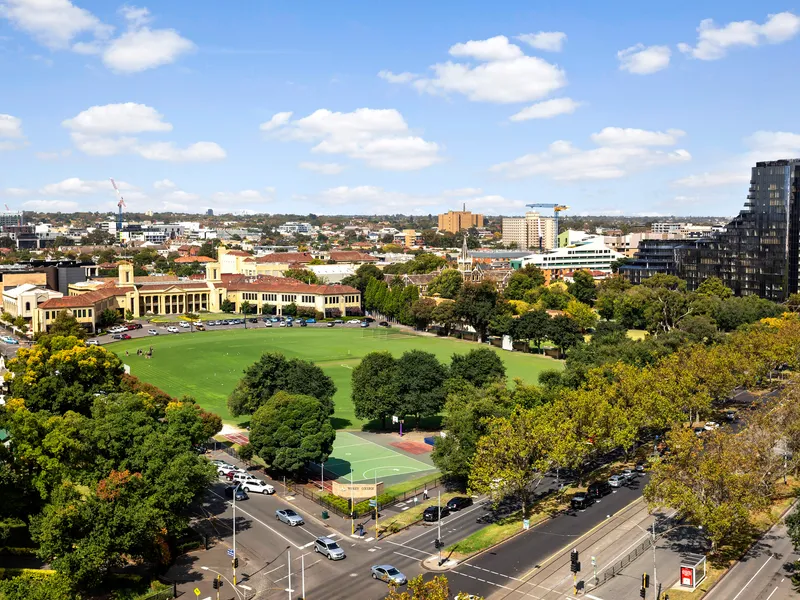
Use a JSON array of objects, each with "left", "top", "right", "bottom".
[
  {"left": 523, "top": 519, "right": 530, "bottom": 530},
  {"left": 226, "top": 548, "right": 235, "bottom": 557},
  {"left": 368, "top": 499, "right": 377, "bottom": 507},
  {"left": 193, "top": 587, "right": 200, "bottom": 598}
]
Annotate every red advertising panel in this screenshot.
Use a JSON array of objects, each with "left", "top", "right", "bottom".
[{"left": 681, "top": 566, "right": 694, "bottom": 587}]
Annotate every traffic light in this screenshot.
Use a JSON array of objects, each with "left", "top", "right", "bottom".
[
  {"left": 642, "top": 573, "right": 649, "bottom": 589},
  {"left": 640, "top": 586, "right": 646, "bottom": 598},
  {"left": 212, "top": 579, "right": 218, "bottom": 590},
  {"left": 434, "top": 538, "right": 442, "bottom": 549},
  {"left": 233, "top": 557, "right": 239, "bottom": 569},
  {"left": 570, "top": 549, "right": 580, "bottom": 573}
]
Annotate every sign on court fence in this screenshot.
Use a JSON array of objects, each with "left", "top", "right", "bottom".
[{"left": 331, "top": 481, "right": 384, "bottom": 499}]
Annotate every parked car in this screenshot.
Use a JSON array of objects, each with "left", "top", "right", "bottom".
[
  {"left": 327, "top": 322, "right": 335, "bottom": 327},
  {"left": 334, "top": 319, "right": 344, "bottom": 324},
  {"left": 195, "top": 324, "right": 205, "bottom": 331},
  {"left": 314, "top": 537, "right": 346, "bottom": 560},
  {"left": 230, "top": 472, "right": 260, "bottom": 484},
  {"left": 693, "top": 427, "right": 705, "bottom": 436},
  {"left": 121, "top": 333, "right": 131, "bottom": 339},
  {"left": 704, "top": 421, "right": 719, "bottom": 431},
  {"left": 725, "top": 410, "right": 737, "bottom": 421},
  {"left": 608, "top": 475, "right": 624, "bottom": 488},
  {"left": 423, "top": 506, "right": 450, "bottom": 522},
  {"left": 167, "top": 326, "right": 179, "bottom": 333},
  {"left": 587, "top": 481, "right": 612, "bottom": 499},
  {"left": 86, "top": 339, "right": 99, "bottom": 346},
  {"left": 286, "top": 321, "right": 293, "bottom": 327},
  {"left": 241, "top": 480, "right": 275, "bottom": 495},
  {"left": 360, "top": 322, "right": 369, "bottom": 328},
  {"left": 280, "top": 322, "right": 287, "bottom": 327},
  {"left": 264, "top": 321, "right": 272, "bottom": 327},
  {"left": 270, "top": 317, "right": 279, "bottom": 323},
  {"left": 371, "top": 565, "right": 407, "bottom": 586},
  {"left": 379, "top": 321, "right": 389, "bottom": 327},
  {"left": 571, "top": 493, "right": 593, "bottom": 510},
  {"left": 111, "top": 333, "right": 124, "bottom": 340},
  {"left": 275, "top": 508, "right": 304, "bottom": 526},
  {"left": 249, "top": 318, "right": 258, "bottom": 323},
  {"left": 224, "top": 485, "right": 248, "bottom": 501},
  {"left": 147, "top": 329, "right": 159, "bottom": 336},
  {"left": 621, "top": 469, "right": 635, "bottom": 481},
  {"left": 179, "top": 322, "right": 190, "bottom": 328},
  {"left": 299, "top": 321, "right": 307, "bottom": 327},
  {"left": 306, "top": 318, "right": 316, "bottom": 324},
  {"left": 446, "top": 497, "right": 473, "bottom": 511},
  {"left": 635, "top": 462, "right": 646, "bottom": 473}
]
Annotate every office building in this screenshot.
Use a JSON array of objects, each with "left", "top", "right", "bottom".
[
  {"left": 502, "top": 211, "right": 557, "bottom": 251},
  {"left": 512, "top": 234, "right": 622, "bottom": 275},
  {"left": 619, "top": 239, "right": 689, "bottom": 284},
  {"left": 0, "top": 211, "right": 23, "bottom": 228},
  {"left": 438, "top": 207, "right": 484, "bottom": 233}
]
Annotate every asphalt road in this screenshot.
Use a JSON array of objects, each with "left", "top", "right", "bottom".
[{"left": 706, "top": 510, "right": 800, "bottom": 600}]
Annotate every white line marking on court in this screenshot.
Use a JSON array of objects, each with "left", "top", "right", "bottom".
[{"left": 338, "top": 432, "right": 435, "bottom": 470}]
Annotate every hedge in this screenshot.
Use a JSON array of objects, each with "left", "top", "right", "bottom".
[{"left": 0, "top": 568, "right": 56, "bottom": 580}]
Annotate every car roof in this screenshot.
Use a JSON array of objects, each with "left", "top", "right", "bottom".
[
  {"left": 374, "top": 564, "right": 394, "bottom": 570},
  {"left": 317, "top": 536, "right": 336, "bottom": 544}
]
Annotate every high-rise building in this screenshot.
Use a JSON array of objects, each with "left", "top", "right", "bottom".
[
  {"left": 501, "top": 211, "right": 557, "bottom": 250},
  {"left": 622, "top": 159, "right": 800, "bottom": 301},
  {"left": 437, "top": 206, "right": 483, "bottom": 233},
  {"left": 206, "top": 209, "right": 214, "bottom": 216}
]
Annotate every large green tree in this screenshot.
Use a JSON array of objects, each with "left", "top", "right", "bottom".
[
  {"left": 39, "top": 310, "right": 87, "bottom": 340},
  {"left": 503, "top": 265, "right": 545, "bottom": 300},
  {"left": 449, "top": 348, "right": 506, "bottom": 388},
  {"left": 426, "top": 269, "right": 463, "bottom": 299},
  {"left": 395, "top": 350, "right": 448, "bottom": 426},
  {"left": 547, "top": 314, "right": 583, "bottom": 357},
  {"left": 454, "top": 281, "right": 498, "bottom": 342},
  {"left": 351, "top": 351, "right": 399, "bottom": 428},
  {"left": 568, "top": 270, "right": 597, "bottom": 305},
  {"left": 249, "top": 392, "right": 336, "bottom": 473},
  {"left": 283, "top": 268, "right": 321, "bottom": 285},
  {"left": 513, "top": 308, "right": 551, "bottom": 351},
  {"left": 227, "top": 352, "right": 336, "bottom": 417}
]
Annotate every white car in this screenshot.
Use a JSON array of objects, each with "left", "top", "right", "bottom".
[
  {"left": 147, "top": 329, "right": 159, "bottom": 336},
  {"left": 608, "top": 475, "right": 624, "bottom": 488},
  {"left": 230, "top": 472, "right": 260, "bottom": 485},
  {"left": 240, "top": 480, "right": 275, "bottom": 495},
  {"left": 194, "top": 321, "right": 203, "bottom": 327},
  {"left": 704, "top": 421, "right": 719, "bottom": 431},
  {"left": 86, "top": 339, "right": 99, "bottom": 346},
  {"left": 179, "top": 322, "right": 190, "bottom": 328},
  {"left": 167, "top": 326, "right": 179, "bottom": 333}
]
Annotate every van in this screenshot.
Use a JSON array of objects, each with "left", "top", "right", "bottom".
[{"left": 587, "top": 481, "right": 612, "bottom": 499}]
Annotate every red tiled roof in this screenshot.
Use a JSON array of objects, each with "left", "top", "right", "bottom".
[
  {"left": 255, "top": 252, "right": 313, "bottom": 264},
  {"left": 224, "top": 274, "right": 358, "bottom": 295},
  {"left": 329, "top": 251, "right": 377, "bottom": 262},
  {"left": 224, "top": 250, "right": 252, "bottom": 257},
  {"left": 39, "top": 285, "right": 122, "bottom": 309},
  {"left": 174, "top": 256, "right": 215, "bottom": 264}
]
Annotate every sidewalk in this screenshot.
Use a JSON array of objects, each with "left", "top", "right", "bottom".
[{"left": 166, "top": 539, "right": 254, "bottom": 600}]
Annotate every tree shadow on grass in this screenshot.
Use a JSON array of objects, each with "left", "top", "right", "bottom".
[
  {"left": 330, "top": 416, "right": 352, "bottom": 429},
  {"left": 360, "top": 414, "right": 444, "bottom": 433}
]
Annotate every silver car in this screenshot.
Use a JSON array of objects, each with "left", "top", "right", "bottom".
[
  {"left": 314, "top": 537, "right": 345, "bottom": 560},
  {"left": 275, "top": 508, "right": 304, "bottom": 526},
  {"left": 371, "top": 565, "right": 407, "bottom": 586}
]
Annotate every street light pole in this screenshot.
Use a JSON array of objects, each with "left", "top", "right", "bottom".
[
  {"left": 287, "top": 549, "right": 292, "bottom": 600},
  {"left": 350, "top": 468, "right": 355, "bottom": 536},
  {"left": 233, "top": 484, "right": 237, "bottom": 586},
  {"left": 374, "top": 469, "right": 378, "bottom": 538},
  {"left": 437, "top": 489, "right": 442, "bottom": 565},
  {"left": 301, "top": 553, "right": 305, "bottom": 599},
  {"left": 652, "top": 519, "right": 657, "bottom": 600}
]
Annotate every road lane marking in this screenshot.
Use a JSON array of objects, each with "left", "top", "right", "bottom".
[
  {"left": 401, "top": 500, "right": 487, "bottom": 545},
  {"left": 207, "top": 489, "right": 305, "bottom": 549},
  {"left": 731, "top": 556, "right": 774, "bottom": 600},
  {"left": 394, "top": 550, "right": 429, "bottom": 561},
  {"left": 766, "top": 587, "right": 778, "bottom": 600}
]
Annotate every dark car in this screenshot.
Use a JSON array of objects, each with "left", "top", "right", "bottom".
[
  {"left": 571, "top": 493, "right": 593, "bottom": 510},
  {"left": 446, "top": 496, "right": 473, "bottom": 511},
  {"left": 299, "top": 321, "right": 308, "bottom": 327},
  {"left": 224, "top": 485, "right": 248, "bottom": 501},
  {"left": 249, "top": 318, "right": 258, "bottom": 323},
  {"left": 379, "top": 321, "right": 389, "bottom": 327},
  {"left": 422, "top": 506, "right": 450, "bottom": 522},
  {"left": 587, "top": 481, "right": 612, "bottom": 499}
]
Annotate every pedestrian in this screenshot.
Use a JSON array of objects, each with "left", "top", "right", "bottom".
[
  {"left": 125, "top": 350, "right": 129, "bottom": 357},
  {"left": 423, "top": 488, "right": 429, "bottom": 500}
]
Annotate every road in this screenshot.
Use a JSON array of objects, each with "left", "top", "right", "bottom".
[
  {"left": 200, "top": 450, "right": 652, "bottom": 600},
  {"left": 706, "top": 511, "right": 799, "bottom": 600}
]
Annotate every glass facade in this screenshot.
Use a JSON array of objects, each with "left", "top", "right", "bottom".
[{"left": 676, "top": 159, "right": 800, "bottom": 301}]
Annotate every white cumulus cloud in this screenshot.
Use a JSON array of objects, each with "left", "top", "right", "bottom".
[
  {"left": 23, "top": 199, "right": 79, "bottom": 211},
  {"left": 510, "top": 98, "right": 581, "bottom": 121},
  {"left": 262, "top": 107, "right": 442, "bottom": 171},
  {"left": 443, "top": 187, "right": 483, "bottom": 197},
  {"left": 617, "top": 44, "right": 671, "bottom": 74},
  {"left": 516, "top": 31, "right": 567, "bottom": 52},
  {"left": 590, "top": 127, "right": 685, "bottom": 146},
  {"left": 491, "top": 127, "right": 690, "bottom": 180},
  {"left": 380, "top": 35, "right": 567, "bottom": 105},
  {"left": 0, "top": 0, "right": 113, "bottom": 49},
  {"left": 102, "top": 27, "right": 195, "bottom": 73},
  {"left": 63, "top": 103, "right": 225, "bottom": 162},
  {"left": 153, "top": 179, "right": 177, "bottom": 190},
  {"left": 0, "top": 113, "right": 24, "bottom": 138},
  {"left": 673, "top": 172, "right": 750, "bottom": 187},
  {"left": 679, "top": 12, "right": 800, "bottom": 60}
]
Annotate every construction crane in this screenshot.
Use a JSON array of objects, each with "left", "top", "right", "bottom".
[
  {"left": 110, "top": 178, "right": 126, "bottom": 235},
  {"left": 526, "top": 203, "right": 569, "bottom": 249}
]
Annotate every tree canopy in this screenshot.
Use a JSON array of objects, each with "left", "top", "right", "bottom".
[
  {"left": 249, "top": 392, "right": 336, "bottom": 473},
  {"left": 449, "top": 348, "right": 506, "bottom": 388},
  {"left": 228, "top": 352, "right": 336, "bottom": 417},
  {"left": 351, "top": 351, "right": 399, "bottom": 428}
]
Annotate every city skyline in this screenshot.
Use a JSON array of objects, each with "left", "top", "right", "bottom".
[{"left": 2, "top": 1, "right": 800, "bottom": 216}]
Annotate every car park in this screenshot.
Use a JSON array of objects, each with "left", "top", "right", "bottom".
[
  {"left": 423, "top": 506, "right": 450, "bottom": 522},
  {"left": 276, "top": 508, "right": 304, "bottom": 526},
  {"left": 371, "top": 565, "right": 407, "bottom": 586},
  {"left": 608, "top": 475, "right": 624, "bottom": 488},
  {"left": 167, "top": 326, "right": 179, "bottom": 333},
  {"left": 587, "top": 480, "right": 612, "bottom": 499},
  {"left": 571, "top": 493, "right": 593, "bottom": 510},
  {"left": 314, "top": 537, "right": 346, "bottom": 560},
  {"left": 446, "top": 496, "right": 473, "bottom": 511},
  {"left": 147, "top": 329, "right": 159, "bottom": 336},
  {"left": 224, "top": 485, "right": 248, "bottom": 501}
]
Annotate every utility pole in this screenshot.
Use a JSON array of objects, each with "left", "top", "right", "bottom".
[
  {"left": 652, "top": 520, "right": 658, "bottom": 599},
  {"left": 301, "top": 553, "right": 305, "bottom": 599},
  {"left": 350, "top": 468, "right": 355, "bottom": 536},
  {"left": 374, "top": 470, "right": 379, "bottom": 538},
  {"left": 287, "top": 549, "right": 291, "bottom": 600},
  {"left": 216, "top": 574, "right": 220, "bottom": 600},
  {"left": 437, "top": 489, "right": 442, "bottom": 565},
  {"left": 232, "top": 484, "right": 237, "bottom": 586},
  {"left": 321, "top": 460, "right": 324, "bottom": 491}
]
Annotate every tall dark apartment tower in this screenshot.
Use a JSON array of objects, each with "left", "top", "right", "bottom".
[{"left": 677, "top": 159, "right": 800, "bottom": 301}]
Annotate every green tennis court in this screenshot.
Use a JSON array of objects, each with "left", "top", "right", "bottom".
[{"left": 319, "top": 432, "right": 435, "bottom": 484}]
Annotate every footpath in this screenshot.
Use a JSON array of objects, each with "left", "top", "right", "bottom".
[{"left": 487, "top": 497, "right": 706, "bottom": 600}]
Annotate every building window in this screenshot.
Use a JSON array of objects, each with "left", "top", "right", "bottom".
[{"left": 25, "top": 301, "right": 30, "bottom": 311}]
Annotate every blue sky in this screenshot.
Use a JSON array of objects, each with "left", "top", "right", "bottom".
[{"left": 1, "top": 1, "right": 800, "bottom": 217}]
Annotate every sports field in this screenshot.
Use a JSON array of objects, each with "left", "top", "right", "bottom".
[
  {"left": 317, "top": 431, "right": 436, "bottom": 485},
  {"left": 112, "top": 326, "right": 561, "bottom": 428}
]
